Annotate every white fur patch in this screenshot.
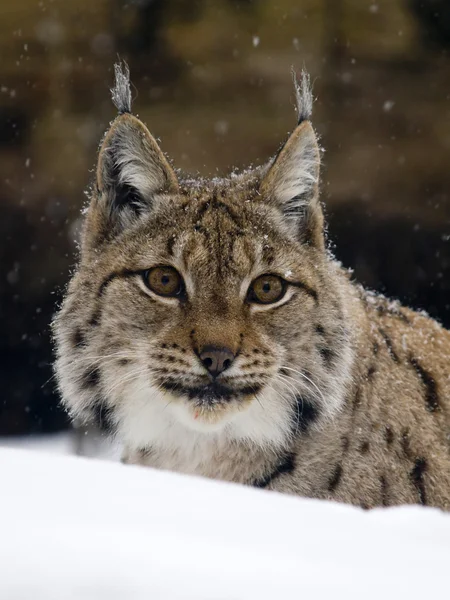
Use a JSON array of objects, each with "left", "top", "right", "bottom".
[
  {"left": 114, "top": 377, "right": 294, "bottom": 476},
  {"left": 112, "top": 132, "right": 165, "bottom": 200}
]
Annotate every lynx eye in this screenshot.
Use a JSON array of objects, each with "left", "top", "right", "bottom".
[
  {"left": 144, "top": 266, "right": 183, "bottom": 297},
  {"left": 248, "top": 274, "right": 286, "bottom": 305}
]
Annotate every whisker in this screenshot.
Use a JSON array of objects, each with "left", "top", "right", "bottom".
[
  {"left": 272, "top": 374, "right": 311, "bottom": 437},
  {"left": 275, "top": 373, "right": 315, "bottom": 405},
  {"left": 41, "top": 371, "right": 58, "bottom": 390},
  {"left": 253, "top": 393, "right": 264, "bottom": 410},
  {"left": 78, "top": 351, "right": 142, "bottom": 363},
  {"left": 104, "top": 367, "right": 150, "bottom": 397},
  {"left": 279, "top": 366, "right": 325, "bottom": 404}
]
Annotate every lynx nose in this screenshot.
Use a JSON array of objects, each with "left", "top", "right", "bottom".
[{"left": 199, "top": 345, "right": 235, "bottom": 377}]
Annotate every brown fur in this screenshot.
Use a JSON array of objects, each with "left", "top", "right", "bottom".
[
  {"left": 269, "top": 296, "right": 450, "bottom": 509},
  {"left": 53, "top": 66, "right": 450, "bottom": 510}
]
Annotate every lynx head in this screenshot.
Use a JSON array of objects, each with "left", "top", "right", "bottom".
[{"left": 53, "top": 63, "right": 353, "bottom": 454}]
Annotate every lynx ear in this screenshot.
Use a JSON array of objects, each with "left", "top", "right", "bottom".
[
  {"left": 260, "top": 70, "right": 323, "bottom": 249},
  {"left": 86, "top": 63, "right": 178, "bottom": 246},
  {"left": 96, "top": 113, "right": 178, "bottom": 213}
]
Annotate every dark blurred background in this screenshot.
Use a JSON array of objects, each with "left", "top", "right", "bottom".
[{"left": 0, "top": 0, "right": 449, "bottom": 438}]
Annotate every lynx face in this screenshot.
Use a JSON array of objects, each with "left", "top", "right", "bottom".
[{"left": 53, "top": 66, "right": 353, "bottom": 454}]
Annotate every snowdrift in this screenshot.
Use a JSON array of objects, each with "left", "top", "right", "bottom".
[{"left": 0, "top": 447, "right": 449, "bottom": 599}]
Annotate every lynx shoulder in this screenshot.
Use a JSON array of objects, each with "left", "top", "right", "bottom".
[{"left": 53, "top": 64, "right": 450, "bottom": 510}]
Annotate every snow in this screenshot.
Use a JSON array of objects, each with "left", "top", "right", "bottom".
[
  {"left": 0, "top": 429, "right": 120, "bottom": 460},
  {"left": 0, "top": 431, "right": 75, "bottom": 454},
  {"left": 0, "top": 448, "right": 449, "bottom": 599}
]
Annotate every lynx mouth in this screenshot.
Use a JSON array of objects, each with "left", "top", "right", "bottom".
[{"left": 159, "top": 380, "right": 262, "bottom": 403}]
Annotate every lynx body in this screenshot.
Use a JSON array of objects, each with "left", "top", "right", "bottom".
[{"left": 53, "top": 65, "right": 450, "bottom": 510}]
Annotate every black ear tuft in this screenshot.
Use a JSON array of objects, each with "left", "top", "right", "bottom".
[
  {"left": 111, "top": 62, "right": 132, "bottom": 115},
  {"left": 291, "top": 67, "right": 313, "bottom": 125}
]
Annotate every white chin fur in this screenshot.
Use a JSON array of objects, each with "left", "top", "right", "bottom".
[
  {"left": 168, "top": 400, "right": 236, "bottom": 433},
  {"left": 115, "top": 378, "right": 294, "bottom": 454}
]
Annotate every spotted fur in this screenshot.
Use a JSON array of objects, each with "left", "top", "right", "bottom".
[{"left": 53, "top": 65, "right": 450, "bottom": 510}]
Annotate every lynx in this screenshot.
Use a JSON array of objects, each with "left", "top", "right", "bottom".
[{"left": 53, "top": 63, "right": 450, "bottom": 510}]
